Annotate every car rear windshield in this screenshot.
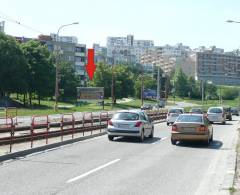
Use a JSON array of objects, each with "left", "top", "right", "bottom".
[
  {"left": 209, "top": 108, "right": 223, "bottom": 113},
  {"left": 191, "top": 108, "right": 201, "bottom": 112},
  {"left": 169, "top": 109, "right": 183, "bottom": 113},
  {"left": 113, "top": 112, "right": 139, "bottom": 120},
  {"left": 176, "top": 115, "right": 203, "bottom": 123}
]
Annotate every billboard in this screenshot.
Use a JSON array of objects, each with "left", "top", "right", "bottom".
[
  {"left": 143, "top": 89, "right": 157, "bottom": 99},
  {"left": 77, "top": 87, "right": 104, "bottom": 101}
]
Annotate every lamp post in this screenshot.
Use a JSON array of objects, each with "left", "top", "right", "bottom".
[
  {"left": 54, "top": 22, "right": 79, "bottom": 111},
  {"left": 154, "top": 58, "right": 163, "bottom": 103}
]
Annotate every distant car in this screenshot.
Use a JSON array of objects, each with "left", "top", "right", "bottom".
[
  {"left": 189, "top": 108, "right": 203, "bottom": 114},
  {"left": 166, "top": 108, "right": 184, "bottom": 126},
  {"left": 171, "top": 114, "right": 213, "bottom": 145},
  {"left": 223, "top": 107, "right": 232, "bottom": 121},
  {"left": 140, "top": 104, "right": 152, "bottom": 110},
  {"left": 107, "top": 110, "right": 154, "bottom": 142},
  {"left": 207, "top": 107, "right": 226, "bottom": 124},
  {"left": 231, "top": 107, "right": 239, "bottom": 116}
]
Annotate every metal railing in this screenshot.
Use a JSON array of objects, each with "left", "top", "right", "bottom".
[{"left": 0, "top": 109, "right": 167, "bottom": 153}]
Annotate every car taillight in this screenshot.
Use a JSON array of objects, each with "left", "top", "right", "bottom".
[
  {"left": 172, "top": 125, "right": 178, "bottom": 132},
  {"left": 135, "top": 121, "right": 142, "bottom": 127},
  {"left": 198, "top": 125, "right": 207, "bottom": 131},
  {"left": 108, "top": 120, "right": 113, "bottom": 126}
]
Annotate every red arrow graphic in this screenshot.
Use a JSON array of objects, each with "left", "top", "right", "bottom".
[{"left": 86, "top": 49, "right": 96, "bottom": 80}]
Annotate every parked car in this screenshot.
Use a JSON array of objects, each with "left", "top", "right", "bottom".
[
  {"left": 223, "top": 107, "right": 232, "bottom": 121},
  {"left": 140, "top": 104, "right": 152, "bottom": 110},
  {"left": 231, "top": 107, "right": 240, "bottom": 116},
  {"left": 189, "top": 108, "right": 203, "bottom": 114},
  {"left": 207, "top": 107, "right": 226, "bottom": 124},
  {"left": 107, "top": 110, "right": 154, "bottom": 142},
  {"left": 171, "top": 114, "right": 213, "bottom": 145},
  {"left": 166, "top": 108, "right": 184, "bottom": 126}
]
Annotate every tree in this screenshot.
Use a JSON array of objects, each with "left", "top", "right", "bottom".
[
  {"left": 89, "top": 62, "right": 112, "bottom": 98},
  {"left": 0, "top": 32, "right": 28, "bottom": 97},
  {"left": 21, "top": 40, "right": 55, "bottom": 105},
  {"left": 59, "top": 62, "right": 80, "bottom": 101},
  {"left": 173, "top": 68, "right": 189, "bottom": 97},
  {"left": 221, "top": 87, "right": 239, "bottom": 100}
]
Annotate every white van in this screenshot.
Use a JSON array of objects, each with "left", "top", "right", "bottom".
[
  {"left": 166, "top": 108, "right": 184, "bottom": 126},
  {"left": 207, "top": 107, "right": 226, "bottom": 124}
]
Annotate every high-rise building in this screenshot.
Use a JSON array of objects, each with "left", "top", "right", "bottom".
[
  {"left": 196, "top": 51, "right": 240, "bottom": 85},
  {"left": 38, "top": 34, "right": 87, "bottom": 86},
  {"left": 107, "top": 35, "right": 154, "bottom": 64},
  {"left": 0, "top": 21, "right": 5, "bottom": 33},
  {"left": 93, "top": 43, "right": 107, "bottom": 63}
]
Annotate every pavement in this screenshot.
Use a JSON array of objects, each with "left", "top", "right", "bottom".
[{"left": 0, "top": 116, "right": 239, "bottom": 195}]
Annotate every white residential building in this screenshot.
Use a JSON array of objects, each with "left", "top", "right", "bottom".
[
  {"left": 107, "top": 35, "right": 154, "bottom": 64},
  {"left": 0, "top": 21, "right": 5, "bottom": 33}
]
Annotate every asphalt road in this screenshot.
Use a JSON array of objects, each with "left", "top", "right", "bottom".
[{"left": 0, "top": 116, "right": 239, "bottom": 195}]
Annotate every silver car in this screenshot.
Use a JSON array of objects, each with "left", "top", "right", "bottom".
[
  {"left": 207, "top": 107, "right": 226, "bottom": 124},
  {"left": 107, "top": 110, "right": 154, "bottom": 142}
]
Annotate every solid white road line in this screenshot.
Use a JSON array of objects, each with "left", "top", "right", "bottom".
[
  {"left": 151, "top": 136, "right": 168, "bottom": 144},
  {"left": 66, "top": 158, "right": 120, "bottom": 183}
]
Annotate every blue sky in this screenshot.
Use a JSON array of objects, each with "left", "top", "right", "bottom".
[{"left": 1, "top": 0, "right": 240, "bottom": 51}]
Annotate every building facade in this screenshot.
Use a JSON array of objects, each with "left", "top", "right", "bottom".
[
  {"left": 107, "top": 35, "right": 154, "bottom": 64},
  {"left": 196, "top": 52, "right": 240, "bottom": 85},
  {"left": 0, "top": 21, "right": 4, "bottom": 33},
  {"left": 38, "top": 34, "right": 87, "bottom": 86}
]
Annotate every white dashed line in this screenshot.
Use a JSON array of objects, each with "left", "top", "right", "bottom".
[{"left": 66, "top": 159, "right": 120, "bottom": 183}]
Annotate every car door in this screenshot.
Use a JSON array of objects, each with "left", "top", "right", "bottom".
[
  {"left": 143, "top": 112, "right": 152, "bottom": 135},
  {"left": 139, "top": 112, "right": 151, "bottom": 136}
]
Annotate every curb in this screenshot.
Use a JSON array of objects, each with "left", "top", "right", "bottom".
[{"left": 0, "top": 131, "right": 107, "bottom": 162}]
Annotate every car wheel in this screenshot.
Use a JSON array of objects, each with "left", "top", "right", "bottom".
[
  {"left": 108, "top": 135, "right": 114, "bottom": 141},
  {"left": 171, "top": 138, "right": 177, "bottom": 145},
  {"left": 229, "top": 117, "right": 232, "bottom": 121},
  {"left": 149, "top": 128, "right": 154, "bottom": 138},
  {"left": 139, "top": 130, "right": 145, "bottom": 142},
  {"left": 205, "top": 138, "right": 210, "bottom": 146},
  {"left": 210, "top": 133, "right": 213, "bottom": 142},
  {"left": 222, "top": 121, "right": 226, "bottom": 125},
  {"left": 167, "top": 122, "right": 169, "bottom": 126}
]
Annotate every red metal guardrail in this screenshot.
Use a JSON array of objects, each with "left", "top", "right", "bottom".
[{"left": 0, "top": 109, "right": 167, "bottom": 153}]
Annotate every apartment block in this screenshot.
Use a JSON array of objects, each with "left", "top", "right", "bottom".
[
  {"left": 0, "top": 21, "right": 4, "bottom": 33},
  {"left": 107, "top": 35, "right": 154, "bottom": 64},
  {"left": 196, "top": 52, "right": 240, "bottom": 85}
]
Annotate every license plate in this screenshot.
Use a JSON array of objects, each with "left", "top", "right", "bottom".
[{"left": 118, "top": 124, "right": 129, "bottom": 128}]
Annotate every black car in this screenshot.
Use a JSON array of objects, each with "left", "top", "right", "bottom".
[
  {"left": 231, "top": 107, "right": 239, "bottom": 116},
  {"left": 224, "top": 107, "right": 232, "bottom": 121},
  {"left": 140, "top": 104, "right": 152, "bottom": 110}
]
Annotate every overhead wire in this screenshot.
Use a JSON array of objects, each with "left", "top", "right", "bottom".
[{"left": 0, "top": 10, "right": 44, "bottom": 34}]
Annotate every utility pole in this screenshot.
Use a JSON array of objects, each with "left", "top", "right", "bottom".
[
  {"left": 111, "top": 56, "right": 115, "bottom": 109},
  {"left": 201, "top": 80, "right": 204, "bottom": 106},
  {"left": 157, "top": 66, "right": 160, "bottom": 102}
]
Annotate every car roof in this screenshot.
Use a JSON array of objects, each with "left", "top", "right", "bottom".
[
  {"left": 116, "top": 109, "right": 143, "bottom": 114},
  {"left": 208, "top": 106, "right": 223, "bottom": 109}
]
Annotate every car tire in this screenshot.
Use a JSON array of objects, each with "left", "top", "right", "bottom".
[
  {"left": 167, "top": 122, "right": 169, "bottom": 126},
  {"left": 210, "top": 133, "right": 213, "bottom": 142},
  {"left": 222, "top": 121, "right": 226, "bottom": 125},
  {"left": 149, "top": 128, "right": 154, "bottom": 138},
  {"left": 205, "top": 138, "right": 210, "bottom": 146},
  {"left": 171, "top": 138, "right": 177, "bottom": 145},
  {"left": 139, "top": 130, "right": 145, "bottom": 142},
  {"left": 229, "top": 117, "right": 232, "bottom": 121},
  {"left": 108, "top": 135, "right": 114, "bottom": 141}
]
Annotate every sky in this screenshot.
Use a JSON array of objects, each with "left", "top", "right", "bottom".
[{"left": 1, "top": 0, "right": 240, "bottom": 51}]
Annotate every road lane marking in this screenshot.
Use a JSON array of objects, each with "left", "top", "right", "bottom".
[
  {"left": 66, "top": 159, "right": 120, "bottom": 183},
  {"left": 151, "top": 137, "right": 168, "bottom": 144}
]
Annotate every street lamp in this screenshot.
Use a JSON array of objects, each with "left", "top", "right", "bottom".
[
  {"left": 54, "top": 22, "right": 79, "bottom": 111},
  {"left": 226, "top": 20, "right": 240, "bottom": 23},
  {"left": 154, "top": 58, "right": 164, "bottom": 103}
]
